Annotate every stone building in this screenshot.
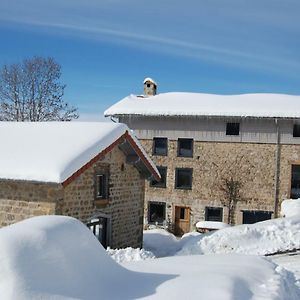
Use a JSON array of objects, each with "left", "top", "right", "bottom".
[
  {"left": 0, "top": 122, "right": 160, "bottom": 248},
  {"left": 105, "top": 79, "right": 300, "bottom": 235}
]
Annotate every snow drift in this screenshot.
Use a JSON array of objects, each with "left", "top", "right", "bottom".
[{"left": 281, "top": 199, "right": 300, "bottom": 218}]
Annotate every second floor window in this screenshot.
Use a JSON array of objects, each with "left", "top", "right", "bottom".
[
  {"left": 153, "top": 137, "right": 168, "bottom": 156},
  {"left": 226, "top": 122, "right": 240, "bottom": 136},
  {"left": 175, "top": 168, "right": 193, "bottom": 190},
  {"left": 178, "top": 138, "right": 193, "bottom": 157}
]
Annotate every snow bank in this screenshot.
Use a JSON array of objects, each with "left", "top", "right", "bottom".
[
  {"left": 178, "top": 216, "right": 300, "bottom": 256},
  {"left": 0, "top": 216, "right": 171, "bottom": 300},
  {"left": 125, "top": 254, "right": 300, "bottom": 300},
  {"left": 104, "top": 92, "right": 300, "bottom": 118},
  {"left": 281, "top": 199, "right": 300, "bottom": 217},
  {"left": 107, "top": 247, "right": 155, "bottom": 263},
  {"left": 195, "top": 221, "right": 230, "bottom": 230}
]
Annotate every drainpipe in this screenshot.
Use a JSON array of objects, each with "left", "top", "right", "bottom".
[{"left": 274, "top": 118, "right": 281, "bottom": 217}]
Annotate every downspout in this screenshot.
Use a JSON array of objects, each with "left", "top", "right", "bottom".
[{"left": 274, "top": 118, "right": 281, "bottom": 217}]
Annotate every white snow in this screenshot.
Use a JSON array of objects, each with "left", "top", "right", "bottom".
[
  {"left": 0, "top": 122, "right": 159, "bottom": 183},
  {"left": 1, "top": 216, "right": 299, "bottom": 300},
  {"left": 143, "top": 77, "right": 157, "bottom": 85},
  {"left": 104, "top": 92, "right": 300, "bottom": 118},
  {"left": 281, "top": 199, "right": 300, "bottom": 217},
  {"left": 195, "top": 220, "right": 231, "bottom": 230},
  {"left": 107, "top": 247, "right": 155, "bottom": 263}
]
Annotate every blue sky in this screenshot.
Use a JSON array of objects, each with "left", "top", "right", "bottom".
[{"left": 0, "top": 0, "right": 300, "bottom": 120}]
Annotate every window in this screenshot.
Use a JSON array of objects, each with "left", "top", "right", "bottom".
[
  {"left": 177, "top": 138, "right": 193, "bottom": 157},
  {"left": 293, "top": 124, "right": 300, "bottom": 137},
  {"left": 205, "top": 207, "right": 223, "bottom": 222},
  {"left": 148, "top": 202, "right": 166, "bottom": 224},
  {"left": 242, "top": 210, "right": 272, "bottom": 224},
  {"left": 87, "top": 217, "right": 108, "bottom": 248},
  {"left": 150, "top": 166, "right": 167, "bottom": 188},
  {"left": 175, "top": 168, "right": 193, "bottom": 189},
  {"left": 226, "top": 122, "right": 240, "bottom": 135},
  {"left": 95, "top": 174, "right": 108, "bottom": 199},
  {"left": 153, "top": 138, "right": 168, "bottom": 156},
  {"left": 291, "top": 165, "right": 300, "bottom": 199}
]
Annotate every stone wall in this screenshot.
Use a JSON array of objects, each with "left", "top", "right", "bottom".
[
  {"left": 141, "top": 139, "right": 300, "bottom": 230},
  {"left": 62, "top": 146, "right": 145, "bottom": 248},
  {"left": 0, "top": 180, "right": 62, "bottom": 226}
]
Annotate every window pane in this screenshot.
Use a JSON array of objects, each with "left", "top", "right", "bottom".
[
  {"left": 153, "top": 138, "right": 168, "bottom": 155},
  {"left": 178, "top": 139, "right": 193, "bottom": 157},
  {"left": 150, "top": 167, "right": 167, "bottom": 188},
  {"left": 180, "top": 207, "right": 185, "bottom": 219},
  {"left": 205, "top": 207, "right": 223, "bottom": 222},
  {"left": 175, "top": 168, "right": 192, "bottom": 189},
  {"left": 242, "top": 211, "right": 272, "bottom": 224},
  {"left": 293, "top": 125, "right": 300, "bottom": 137},
  {"left": 226, "top": 123, "right": 240, "bottom": 135},
  {"left": 291, "top": 165, "right": 300, "bottom": 199},
  {"left": 148, "top": 202, "right": 166, "bottom": 224},
  {"left": 96, "top": 175, "right": 104, "bottom": 197}
]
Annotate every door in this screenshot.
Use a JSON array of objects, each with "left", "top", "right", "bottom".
[
  {"left": 174, "top": 206, "right": 190, "bottom": 236},
  {"left": 87, "top": 217, "right": 108, "bottom": 248}
]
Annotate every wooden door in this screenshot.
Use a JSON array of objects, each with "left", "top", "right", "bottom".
[{"left": 174, "top": 206, "right": 190, "bottom": 236}]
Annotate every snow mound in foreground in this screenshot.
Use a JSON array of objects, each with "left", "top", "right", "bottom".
[
  {"left": 0, "top": 216, "right": 170, "bottom": 300},
  {"left": 107, "top": 247, "right": 155, "bottom": 263},
  {"left": 178, "top": 216, "right": 300, "bottom": 256},
  {"left": 281, "top": 199, "right": 300, "bottom": 217},
  {"left": 125, "top": 254, "right": 300, "bottom": 300}
]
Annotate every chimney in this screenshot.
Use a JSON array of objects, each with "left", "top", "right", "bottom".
[{"left": 143, "top": 77, "right": 157, "bottom": 96}]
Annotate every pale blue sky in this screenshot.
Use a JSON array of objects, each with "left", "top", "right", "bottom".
[{"left": 0, "top": 0, "right": 299, "bottom": 120}]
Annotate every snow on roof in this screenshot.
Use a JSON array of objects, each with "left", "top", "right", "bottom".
[
  {"left": 104, "top": 92, "right": 300, "bottom": 119},
  {"left": 0, "top": 122, "right": 159, "bottom": 183}
]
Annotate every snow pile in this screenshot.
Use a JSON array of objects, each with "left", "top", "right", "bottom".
[
  {"left": 281, "top": 199, "right": 300, "bottom": 217},
  {"left": 104, "top": 92, "right": 300, "bottom": 118},
  {"left": 126, "top": 254, "right": 300, "bottom": 300},
  {"left": 178, "top": 216, "right": 300, "bottom": 256},
  {"left": 0, "top": 122, "right": 158, "bottom": 183},
  {"left": 195, "top": 221, "right": 230, "bottom": 230},
  {"left": 107, "top": 247, "right": 155, "bottom": 263},
  {"left": 0, "top": 216, "right": 169, "bottom": 300}
]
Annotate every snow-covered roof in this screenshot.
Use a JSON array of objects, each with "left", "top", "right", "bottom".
[
  {"left": 104, "top": 92, "right": 300, "bottom": 119},
  {"left": 0, "top": 122, "right": 159, "bottom": 184}
]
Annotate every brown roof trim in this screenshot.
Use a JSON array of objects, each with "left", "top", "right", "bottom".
[{"left": 62, "top": 131, "right": 160, "bottom": 187}]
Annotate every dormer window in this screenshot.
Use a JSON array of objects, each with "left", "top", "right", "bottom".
[
  {"left": 293, "top": 124, "right": 300, "bottom": 137},
  {"left": 226, "top": 122, "right": 240, "bottom": 136}
]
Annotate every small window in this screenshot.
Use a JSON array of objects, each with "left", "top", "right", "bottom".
[
  {"left": 226, "top": 123, "right": 240, "bottom": 136},
  {"left": 153, "top": 138, "right": 168, "bottom": 156},
  {"left": 95, "top": 174, "right": 108, "bottom": 199},
  {"left": 205, "top": 207, "right": 223, "bottom": 222},
  {"left": 293, "top": 124, "right": 300, "bottom": 137},
  {"left": 242, "top": 210, "right": 272, "bottom": 224},
  {"left": 150, "top": 166, "right": 167, "bottom": 188},
  {"left": 291, "top": 164, "right": 300, "bottom": 199},
  {"left": 175, "top": 168, "right": 193, "bottom": 190},
  {"left": 178, "top": 138, "right": 193, "bottom": 157},
  {"left": 148, "top": 202, "right": 166, "bottom": 224}
]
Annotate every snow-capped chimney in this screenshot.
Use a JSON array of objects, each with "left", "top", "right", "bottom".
[{"left": 143, "top": 78, "right": 157, "bottom": 96}]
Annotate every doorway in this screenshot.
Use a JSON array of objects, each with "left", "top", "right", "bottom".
[
  {"left": 87, "top": 217, "right": 109, "bottom": 248},
  {"left": 174, "top": 206, "right": 190, "bottom": 236}
]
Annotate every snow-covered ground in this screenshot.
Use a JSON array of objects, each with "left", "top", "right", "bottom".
[{"left": 1, "top": 209, "right": 300, "bottom": 299}]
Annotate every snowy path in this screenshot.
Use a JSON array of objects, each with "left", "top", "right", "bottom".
[{"left": 271, "top": 251, "right": 300, "bottom": 287}]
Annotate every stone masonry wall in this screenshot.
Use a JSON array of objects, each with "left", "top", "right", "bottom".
[
  {"left": 62, "top": 146, "right": 145, "bottom": 249},
  {"left": 141, "top": 139, "right": 300, "bottom": 230},
  {"left": 0, "top": 180, "right": 62, "bottom": 226}
]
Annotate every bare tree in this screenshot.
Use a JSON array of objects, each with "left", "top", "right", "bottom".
[
  {"left": 0, "top": 57, "right": 78, "bottom": 121},
  {"left": 220, "top": 176, "right": 242, "bottom": 225}
]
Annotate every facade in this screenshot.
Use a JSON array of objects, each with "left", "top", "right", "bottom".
[
  {"left": 105, "top": 79, "right": 300, "bottom": 235},
  {"left": 0, "top": 122, "right": 160, "bottom": 248}
]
